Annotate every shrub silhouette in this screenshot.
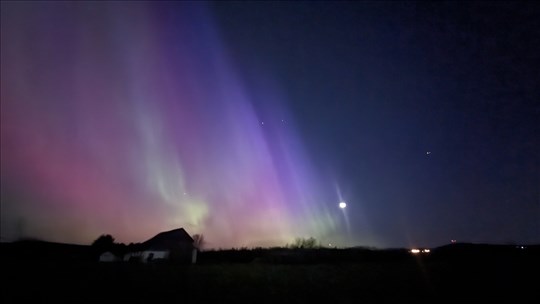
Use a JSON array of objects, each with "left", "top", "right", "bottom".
[
  {"left": 289, "top": 237, "right": 319, "bottom": 249},
  {"left": 91, "top": 234, "right": 115, "bottom": 254}
]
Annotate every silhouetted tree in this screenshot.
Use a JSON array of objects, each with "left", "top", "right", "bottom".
[
  {"left": 289, "top": 237, "right": 319, "bottom": 249},
  {"left": 91, "top": 234, "right": 115, "bottom": 253}
]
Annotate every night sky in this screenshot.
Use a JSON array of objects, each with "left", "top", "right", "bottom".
[{"left": 1, "top": 1, "right": 538, "bottom": 249}]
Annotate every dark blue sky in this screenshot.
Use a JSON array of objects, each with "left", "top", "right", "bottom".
[{"left": 210, "top": 1, "right": 540, "bottom": 246}]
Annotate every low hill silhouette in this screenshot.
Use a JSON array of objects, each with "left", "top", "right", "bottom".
[
  {"left": 430, "top": 242, "right": 540, "bottom": 260},
  {"left": 0, "top": 239, "right": 93, "bottom": 262}
]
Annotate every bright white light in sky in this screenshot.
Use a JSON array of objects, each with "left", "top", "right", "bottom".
[{"left": 339, "top": 202, "right": 347, "bottom": 209}]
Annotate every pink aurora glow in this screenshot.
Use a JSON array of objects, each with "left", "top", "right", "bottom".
[{"left": 1, "top": 2, "right": 339, "bottom": 248}]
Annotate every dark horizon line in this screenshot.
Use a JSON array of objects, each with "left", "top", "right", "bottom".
[{"left": 2, "top": 237, "right": 538, "bottom": 251}]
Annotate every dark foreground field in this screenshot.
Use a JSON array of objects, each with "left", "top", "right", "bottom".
[{"left": 1, "top": 243, "right": 539, "bottom": 303}]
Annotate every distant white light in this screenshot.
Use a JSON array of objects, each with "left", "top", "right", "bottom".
[
  {"left": 411, "top": 249, "right": 420, "bottom": 254},
  {"left": 423, "top": 249, "right": 431, "bottom": 253},
  {"left": 339, "top": 202, "right": 347, "bottom": 209},
  {"left": 261, "top": 121, "right": 264, "bottom": 125},
  {"left": 426, "top": 151, "right": 431, "bottom": 155}
]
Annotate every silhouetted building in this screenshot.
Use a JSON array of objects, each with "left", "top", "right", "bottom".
[{"left": 124, "top": 228, "right": 197, "bottom": 263}]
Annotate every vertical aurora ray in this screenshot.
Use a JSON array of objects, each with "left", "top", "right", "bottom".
[{"left": 1, "top": 2, "right": 341, "bottom": 247}]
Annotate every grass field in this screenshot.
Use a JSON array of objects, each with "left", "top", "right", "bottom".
[{"left": 2, "top": 248, "right": 538, "bottom": 303}]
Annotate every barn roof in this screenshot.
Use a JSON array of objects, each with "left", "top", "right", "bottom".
[{"left": 141, "top": 228, "right": 194, "bottom": 251}]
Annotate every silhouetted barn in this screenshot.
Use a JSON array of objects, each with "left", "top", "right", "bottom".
[{"left": 124, "top": 228, "right": 197, "bottom": 263}]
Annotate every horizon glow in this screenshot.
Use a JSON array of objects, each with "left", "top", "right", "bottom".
[{"left": 0, "top": 2, "right": 343, "bottom": 248}]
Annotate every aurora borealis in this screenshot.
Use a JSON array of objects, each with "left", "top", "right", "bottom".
[
  {"left": 2, "top": 1, "right": 539, "bottom": 249},
  {"left": 1, "top": 2, "right": 340, "bottom": 248}
]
